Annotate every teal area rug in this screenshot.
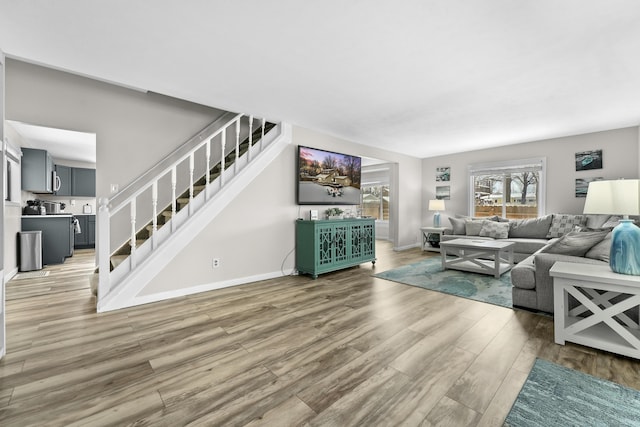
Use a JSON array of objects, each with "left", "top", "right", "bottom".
[
  {"left": 505, "top": 358, "right": 640, "bottom": 426},
  {"left": 374, "top": 257, "right": 512, "bottom": 308}
]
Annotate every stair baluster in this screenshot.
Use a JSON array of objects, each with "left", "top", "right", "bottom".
[
  {"left": 171, "top": 167, "right": 177, "bottom": 231},
  {"left": 248, "top": 115, "right": 254, "bottom": 162},
  {"left": 151, "top": 182, "right": 158, "bottom": 237},
  {"left": 130, "top": 200, "right": 137, "bottom": 269},
  {"left": 220, "top": 128, "right": 226, "bottom": 187},
  {"left": 235, "top": 119, "right": 240, "bottom": 173}
]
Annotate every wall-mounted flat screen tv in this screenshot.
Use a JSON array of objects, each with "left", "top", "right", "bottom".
[{"left": 297, "top": 145, "right": 362, "bottom": 205}]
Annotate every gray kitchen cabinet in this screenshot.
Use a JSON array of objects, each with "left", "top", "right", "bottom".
[
  {"left": 54, "top": 165, "right": 72, "bottom": 196},
  {"left": 72, "top": 167, "right": 96, "bottom": 197},
  {"left": 22, "top": 216, "right": 74, "bottom": 265},
  {"left": 74, "top": 215, "right": 95, "bottom": 249},
  {"left": 22, "top": 148, "right": 54, "bottom": 193}
]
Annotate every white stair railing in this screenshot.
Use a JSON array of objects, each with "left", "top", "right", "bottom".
[{"left": 97, "top": 113, "right": 275, "bottom": 303}]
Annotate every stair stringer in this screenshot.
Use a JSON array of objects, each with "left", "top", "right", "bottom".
[{"left": 97, "top": 123, "right": 292, "bottom": 312}]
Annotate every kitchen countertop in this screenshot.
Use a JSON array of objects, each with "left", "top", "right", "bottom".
[{"left": 22, "top": 214, "right": 74, "bottom": 218}]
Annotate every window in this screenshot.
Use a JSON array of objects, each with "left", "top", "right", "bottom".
[
  {"left": 361, "top": 185, "right": 389, "bottom": 220},
  {"left": 469, "top": 158, "right": 546, "bottom": 219}
]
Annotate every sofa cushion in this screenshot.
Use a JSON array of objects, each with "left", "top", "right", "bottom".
[
  {"left": 585, "top": 214, "right": 615, "bottom": 229},
  {"left": 510, "top": 255, "right": 536, "bottom": 290},
  {"left": 540, "top": 230, "right": 608, "bottom": 257},
  {"left": 448, "top": 217, "right": 467, "bottom": 235},
  {"left": 464, "top": 220, "right": 485, "bottom": 236},
  {"left": 509, "top": 215, "right": 553, "bottom": 239},
  {"left": 503, "top": 238, "right": 550, "bottom": 255},
  {"left": 546, "top": 214, "right": 587, "bottom": 238},
  {"left": 479, "top": 220, "right": 510, "bottom": 239},
  {"left": 585, "top": 231, "right": 612, "bottom": 262}
]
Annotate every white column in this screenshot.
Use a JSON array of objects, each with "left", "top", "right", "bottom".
[{"left": 97, "top": 197, "right": 111, "bottom": 303}]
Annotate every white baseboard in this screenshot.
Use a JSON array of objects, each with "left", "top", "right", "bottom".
[
  {"left": 122, "top": 270, "right": 287, "bottom": 309},
  {"left": 3, "top": 267, "right": 18, "bottom": 285},
  {"left": 394, "top": 242, "right": 421, "bottom": 251}
]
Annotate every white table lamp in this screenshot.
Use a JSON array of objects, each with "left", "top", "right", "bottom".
[
  {"left": 583, "top": 179, "right": 640, "bottom": 275},
  {"left": 428, "top": 199, "right": 445, "bottom": 227}
]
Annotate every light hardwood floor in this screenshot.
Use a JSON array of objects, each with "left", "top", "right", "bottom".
[{"left": 1, "top": 243, "right": 639, "bottom": 426}]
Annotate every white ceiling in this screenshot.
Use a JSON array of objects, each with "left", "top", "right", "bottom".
[
  {"left": 1, "top": 1, "right": 639, "bottom": 159},
  {"left": 7, "top": 121, "right": 96, "bottom": 164}
]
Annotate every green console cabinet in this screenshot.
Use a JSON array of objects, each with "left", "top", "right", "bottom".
[{"left": 296, "top": 218, "right": 376, "bottom": 279}]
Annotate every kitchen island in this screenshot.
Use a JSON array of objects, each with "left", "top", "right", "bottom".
[{"left": 22, "top": 214, "right": 74, "bottom": 265}]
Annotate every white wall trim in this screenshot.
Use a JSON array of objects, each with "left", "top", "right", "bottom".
[
  {"left": 394, "top": 242, "right": 420, "bottom": 251},
  {"left": 3, "top": 267, "right": 17, "bottom": 285},
  {"left": 127, "top": 270, "right": 287, "bottom": 309}
]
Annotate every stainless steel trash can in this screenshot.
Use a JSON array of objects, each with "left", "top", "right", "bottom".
[{"left": 19, "top": 230, "right": 43, "bottom": 272}]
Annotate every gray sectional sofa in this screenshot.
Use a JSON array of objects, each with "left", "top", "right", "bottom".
[{"left": 441, "top": 213, "right": 618, "bottom": 313}]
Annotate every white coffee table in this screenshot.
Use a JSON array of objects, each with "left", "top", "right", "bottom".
[{"left": 439, "top": 238, "right": 515, "bottom": 278}]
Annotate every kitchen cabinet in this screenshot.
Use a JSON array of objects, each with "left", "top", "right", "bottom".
[
  {"left": 54, "top": 165, "right": 96, "bottom": 197},
  {"left": 54, "top": 165, "right": 72, "bottom": 196},
  {"left": 74, "top": 215, "right": 96, "bottom": 249},
  {"left": 22, "top": 215, "right": 74, "bottom": 265},
  {"left": 22, "top": 148, "right": 54, "bottom": 193},
  {"left": 71, "top": 168, "right": 96, "bottom": 197}
]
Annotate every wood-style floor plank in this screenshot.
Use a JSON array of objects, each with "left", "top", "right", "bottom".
[{"left": 1, "top": 243, "right": 639, "bottom": 426}]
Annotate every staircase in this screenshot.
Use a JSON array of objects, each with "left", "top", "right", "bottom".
[{"left": 95, "top": 113, "right": 290, "bottom": 312}]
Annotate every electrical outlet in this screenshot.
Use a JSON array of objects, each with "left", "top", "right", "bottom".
[{"left": 212, "top": 258, "right": 220, "bottom": 268}]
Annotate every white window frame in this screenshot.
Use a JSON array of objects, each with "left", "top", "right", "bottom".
[{"left": 468, "top": 157, "right": 546, "bottom": 217}]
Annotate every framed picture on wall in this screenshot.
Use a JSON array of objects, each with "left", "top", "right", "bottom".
[
  {"left": 575, "top": 177, "right": 603, "bottom": 197},
  {"left": 436, "top": 185, "right": 450, "bottom": 200},
  {"left": 436, "top": 167, "right": 450, "bottom": 182},
  {"left": 575, "top": 150, "right": 603, "bottom": 171}
]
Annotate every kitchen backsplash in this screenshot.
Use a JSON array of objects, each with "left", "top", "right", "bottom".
[{"left": 22, "top": 190, "right": 96, "bottom": 215}]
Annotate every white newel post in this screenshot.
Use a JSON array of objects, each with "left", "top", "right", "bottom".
[
  {"left": 130, "top": 200, "right": 137, "bottom": 269},
  {"left": 98, "top": 198, "right": 111, "bottom": 303},
  {"left": 235, "top": 119, "right": 240, "bottom": 173}
]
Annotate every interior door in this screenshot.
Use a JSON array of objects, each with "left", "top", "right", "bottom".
[{"left": 0, "top": 50, "right": 6, "bottom": 359}]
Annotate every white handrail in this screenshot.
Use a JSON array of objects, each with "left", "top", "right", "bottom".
[{"left": 109, "top": 113, "right": 244, "bottom": 216}]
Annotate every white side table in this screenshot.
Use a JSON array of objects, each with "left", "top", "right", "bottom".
[
  {"left": 550, "top": 262, "right": 640, "bottom": 359},
  {"left": 420, "top": 226, "right": 447, "bottom": 252}
]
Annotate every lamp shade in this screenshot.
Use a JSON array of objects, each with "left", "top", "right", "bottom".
[
  {"left": 428, "top": 199, "right": 445, "bottom": 211},
  {"left": 583, "top": 179, "right": 640, "bottom": 216},
  {"left": 583, "top": 179, "right": 640, "bottom": 276}
]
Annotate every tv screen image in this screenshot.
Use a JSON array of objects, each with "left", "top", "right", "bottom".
[{"left": 297, "top": 145, "right": 362, "bottom": 205}]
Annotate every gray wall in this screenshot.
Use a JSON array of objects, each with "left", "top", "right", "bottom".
[
  {"left": 422, "top": 126, "right": 640, "bottom": 226},
  {"left": 4, "top": 59, "right": 423, "bottom": 300}
]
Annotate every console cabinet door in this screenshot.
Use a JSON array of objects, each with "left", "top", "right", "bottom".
[{"left": 54, "top": 165, "right": 72, "bottom": 196}]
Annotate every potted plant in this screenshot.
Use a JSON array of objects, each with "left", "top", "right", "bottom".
[{"left": 325, "top": 207, "right": 344, "bottom": 219}]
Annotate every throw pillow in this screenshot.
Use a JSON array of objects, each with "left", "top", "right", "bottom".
[
  {"left": 601, "top": 216, "right": 622, "bottom": 229},
  {"left": 479, "top": 220, "right": 510, "bottom": 239},
  {"left": 509, "top": 215, "right": 553, "bottom": 239},
  {"left": 464, "top": 220, "right": 485, "bottom": 236},
  {"left": 449, "top": 217, "right": 467, "bottom": 235},
  {"left": 585, "top": 232, "right": 612, "bottom": 262},
  {"left": 546, "top": 214, "right": 587, "bottom": 238},
  {"left": 540, "top": 230, "right": 609, "bottom": 257}
]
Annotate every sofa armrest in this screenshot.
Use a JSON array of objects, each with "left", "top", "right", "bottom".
[{"left": 533, "top": 253, "right": 607, "bottom": 313}]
